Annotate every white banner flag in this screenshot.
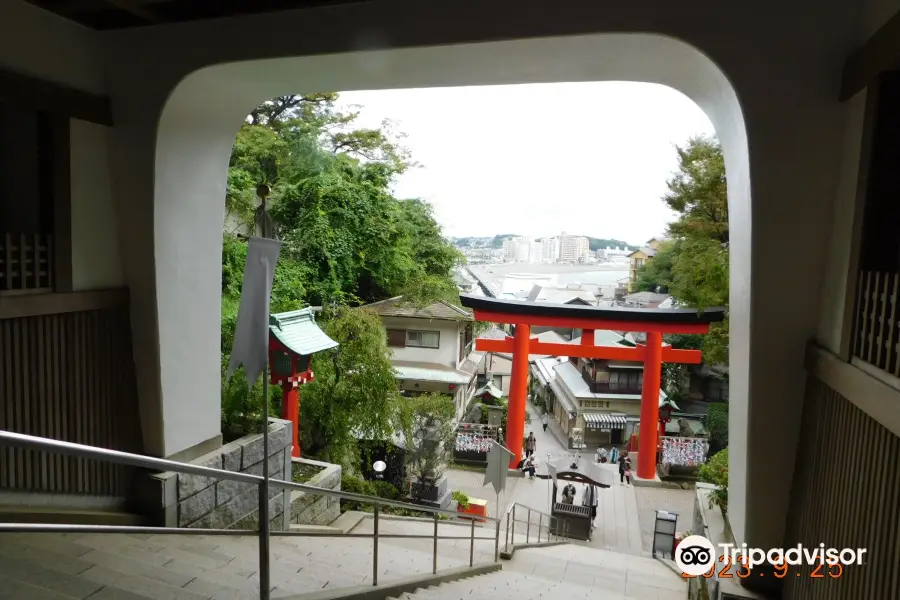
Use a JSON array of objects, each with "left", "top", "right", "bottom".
[
  {"left": 483, "top": 440, "right": 515, "bottom": 497},
  {"left": 227, "top": 236, "right": 282, "bottom": 387}
]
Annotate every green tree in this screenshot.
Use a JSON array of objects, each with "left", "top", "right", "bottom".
[
  {"left": 635, "top": 241, "right": 677, "bottom": 292},
  {"left": 220, "top": 92, "right": 462, "bottom": 451},
  {"left": 299, "top": 306, "right": 400, "bottom": 464},
  {"left": 706, "top": 403, "right": 729, "bottom": 455},
  {"left": 636, "top": 136, "right": 729, "bottom": 364}
]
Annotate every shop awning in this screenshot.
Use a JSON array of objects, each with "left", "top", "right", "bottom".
[{"left": 583, "top": 412, "right": 628, "bottom": 430}]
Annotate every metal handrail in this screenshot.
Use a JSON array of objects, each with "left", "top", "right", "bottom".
[
  {"left": 503, "top": 501, "right": 569, "bottom": 552},
  {"left": 0, "top": 429, "right": 502, "bottom": 599},
  {"left": 0, "top": 430, "right": 499, "bottom": 523}
]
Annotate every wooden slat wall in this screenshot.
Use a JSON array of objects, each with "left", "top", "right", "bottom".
[
  {"left": 853, "top": 270, "right": 900, "bottom": 375},
  {"left": 783, "top": 375, "right": 900, "bottom": 599},
  {"left": 0, "top": 306, "right": 142, "bottom": 497}
]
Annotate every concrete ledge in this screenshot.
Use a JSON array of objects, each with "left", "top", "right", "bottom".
[
  {"left": 332, "top": 511, "right": 369, "bottom": 533},
  {"left": 499, "top": 540, "right": 567, "bottom": 560},
  {"left": 631, "top": 477, "right": 685, "bottom": 490},
  {"left": 655, "top": 557, "right": 683, "bottom": 578},
  {"left": 276, "top": 563, "right": 502, "bottom": 600},
  {"left": 289, "top": 523, "right": 343, "bottom": 534}
]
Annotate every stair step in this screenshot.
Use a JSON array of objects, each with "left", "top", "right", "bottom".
[
  {"left": 0, "top": 573, "right": 81, "bottom": 600},
  {"left": 78, "top": 565, "right": 210, "bottom": 600},
  {"left": 0, "top": 506, "right": 144, "bottom": 526},
  {"left": 0, "top": 554, "right": 103, "bottom": 599}
]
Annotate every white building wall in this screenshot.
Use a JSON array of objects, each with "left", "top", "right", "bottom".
[
  {"left": 380, "top": 316, "right": 461, "bottom": 368},
  {"left": 70, "top": 119, "right": 124, "bottom": 291}
]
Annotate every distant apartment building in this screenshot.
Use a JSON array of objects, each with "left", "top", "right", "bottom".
[
  {"left": 558, "top": 233, "right": 590, "bottom": 263},
  {"left": 502, "top": 236, "right": 531, "bottom": 263},
  {"left": 540, "top": 236, "right": 560, "bottom": 263},
  {"left": 528, "top": 238, "right": 544, "bottom": 264}
]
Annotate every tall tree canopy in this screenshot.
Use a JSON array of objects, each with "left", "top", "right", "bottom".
[
  {"left": 220, "top": 93, "right": 463, "bottom": 445},
  {"left": 639, "top": 136, "right": 729, "bottom": 364}
]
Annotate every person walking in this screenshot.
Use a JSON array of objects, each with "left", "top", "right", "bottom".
[
  {"left": 541, "top": 412, "right": 549, "bottom": 432},
  {"left": 623, "top": 457, "right": 634, "bottom": 486},
  {"left": 525, "top": 432, "right": 537, "bottom": 458},
  {"left": 610, "top": 445, "right": 619, "bottom": 464},
  {"left": 618, "top": 452, "right": 628, "bottom": 485},
  {"left": 582, "top": 483, "right": 599, "bottom": 529}
]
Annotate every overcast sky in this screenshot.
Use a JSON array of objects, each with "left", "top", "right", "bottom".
[{"left": 338, "top": 82, "right": 714, "bottom": 246}]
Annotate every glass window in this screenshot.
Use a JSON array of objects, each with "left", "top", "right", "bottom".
[{"left": 407, "top": 330, "right": 440, "bottom": 348}]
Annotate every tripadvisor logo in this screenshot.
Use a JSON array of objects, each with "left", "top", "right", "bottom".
[
  {"left": 675, "top": 535, "right": 868, "bottom": 578},
  {"left": 675, "top": 536, "right": 716, "bottom": 576}
]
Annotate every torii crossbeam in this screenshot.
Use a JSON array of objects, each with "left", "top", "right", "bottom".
[{"left": 459, "top": 294, "right": 726, "bottom": 480}]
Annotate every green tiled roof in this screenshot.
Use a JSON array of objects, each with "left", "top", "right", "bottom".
[{"left": 269, "top": 308, "right": 338, "bottom": 356}]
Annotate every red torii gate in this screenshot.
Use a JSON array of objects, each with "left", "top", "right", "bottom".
[{"left": 459, "top": 295, "right": 725, "bottom": 480}]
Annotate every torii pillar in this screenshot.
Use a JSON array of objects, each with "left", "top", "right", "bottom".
[
  {"left": 459, "top": 295, "right": 725, "bottom": 478},
  {"left": 505, "top": 324, "right": 531, "bottom": 467}
]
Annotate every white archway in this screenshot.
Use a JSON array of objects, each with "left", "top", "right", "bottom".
[{"left": 150, "top": 31, "right": 753, "bottom": 538}]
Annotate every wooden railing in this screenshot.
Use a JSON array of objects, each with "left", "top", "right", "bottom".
[
  {"left": 0, "top": 232, "right": 53, "bottom": 293},
  {"left": 853, "top": 270, "right": 900, "bottom": 376}
]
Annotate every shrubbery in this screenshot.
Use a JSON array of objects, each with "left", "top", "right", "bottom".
[{"left": 698, "top": 448, "right": 728, "bottom": 511}]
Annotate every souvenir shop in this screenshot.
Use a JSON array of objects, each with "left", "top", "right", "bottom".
[
  {"left": 582, "top": 412, "right": 628, "bottom": 446},
  {"left": 660, "top": 436, "right": 709, "bottom": 467}
]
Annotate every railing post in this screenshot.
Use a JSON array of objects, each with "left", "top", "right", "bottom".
[
  {"left": 494, "top": 517, "right": 501, "bottom": 562},
  {"left": 258, "top": 482, "right": 271, "bottom": 600},
  {"left": 509, "top": 505, "right": 515, "bottom": 550},
  {"left": 526, "top": 507, "right": 531, "bottom": 543},
  {"left": 538, "top": 513, "right": 542, "bottom": 543},
  {"left": 372, "top": 505, "right": 379, "bottom": 586},
  {"left": 469, "top": 519, "right": 475, "bottom": 567},
  {"left": 432, "top": 513, "right": 438, "bottom": 575}
]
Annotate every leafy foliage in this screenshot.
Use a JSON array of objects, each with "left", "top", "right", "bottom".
[
  {"left": 706, "top": 403, "right": 729, "bottom": 455},
  {"left": 698, "top": 448, "right": 729, "bottom": 511},
  {"left": 299, "top": 306, "right": 400, "bottom": 464},
  {"left": 220, "top": 93, "right": 462, "bottom": 457},
  {"left": 452, "top": 490, "right": 471, "bottom": 509},
  {"left": 635, "top": 241, "right": 677, "bottom": 293},
  {"left": 635, "top": 136, "right": 730, "bottom": 364}
]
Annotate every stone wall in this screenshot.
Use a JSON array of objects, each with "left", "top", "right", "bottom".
[
  {"left": 140, "top": 419, "right": 293, "bottom": 531},
  {"left": 289, "top": 457, "right": 341, "bottom": 526}
]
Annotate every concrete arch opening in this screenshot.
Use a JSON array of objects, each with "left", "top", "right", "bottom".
[{"left": 147, "top": 31, "right": 754, "bottom": 540}]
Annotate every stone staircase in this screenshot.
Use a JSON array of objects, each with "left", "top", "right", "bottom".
[
  {"left": 389, "top": 544, "right": 687, "bottom": 600},
  {"left": 0, "top": 517, "right": 509, "bottom": 600},
  {"left": 0, "top": 519, "right": 683, "bottom": 600}
]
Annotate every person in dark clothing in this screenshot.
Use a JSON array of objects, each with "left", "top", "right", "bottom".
[
  {"left": 524, "top": 432, "right": 537, "bottom": 458},
  {"left": 623, "top": 457, "right": 633, "bottom": 486},
  {"left": 618, "top": 452, "right": 628, "bottom": 484}
]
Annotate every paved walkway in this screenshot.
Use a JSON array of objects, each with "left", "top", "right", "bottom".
[
  {"left": 634, "top": 486, "right": 696, "bottom": 554},
  {"left": 446, "top": 399, "right": 645, "bottom": 556}
]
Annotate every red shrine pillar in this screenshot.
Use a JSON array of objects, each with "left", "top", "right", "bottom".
[
  {"left": 282, "top": 386, "right": 301, "bottom": 458},
  {"left": 638, "top": 331, "right": 663, "bottom": 479},
  {"left": 506, "top": 323, "right": 531, "bottom": 467}
]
